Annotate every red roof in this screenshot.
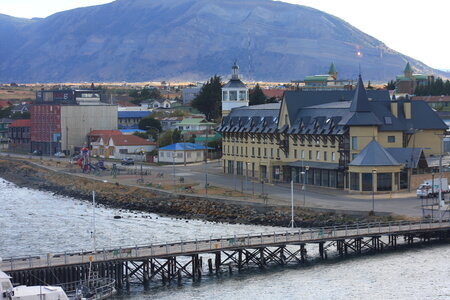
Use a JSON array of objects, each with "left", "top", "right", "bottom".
[
  {"left": 0, "top": 100, "right": 12, "bottom": 108},
  {"left": 262, "top": 89, "right": 286, "bottom": 99},
  {"left": 110, "top": 135, "right": 155, "bottom": 146},
  {"left": 88, "top": 130, "right": 122, "bottom": 136},
  {"left": 10, "top": 119, "right": 31, "bottom": 127}
]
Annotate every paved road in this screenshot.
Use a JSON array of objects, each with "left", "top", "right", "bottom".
[{"left": 0, "top": 153, "right": 435, "bottom": 217}]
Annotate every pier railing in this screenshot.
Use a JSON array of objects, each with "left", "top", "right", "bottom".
[{"left": 2, "top": 219, "right": 449, "bottom": 272}]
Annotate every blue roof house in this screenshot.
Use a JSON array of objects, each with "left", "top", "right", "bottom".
[{"left": 158, "top": 143, "right": 212, "bottom": 164}]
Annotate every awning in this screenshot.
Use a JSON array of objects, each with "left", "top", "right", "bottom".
[{"left": 287, "top": 160, "right": 340, "bottom": 170}]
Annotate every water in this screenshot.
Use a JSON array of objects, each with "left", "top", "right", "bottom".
[{"left": 1, "top": 179, "right": 449, "bottom": 299}]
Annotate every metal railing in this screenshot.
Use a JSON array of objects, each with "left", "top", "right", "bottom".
[{"left": 2, "top": 219, "right": 449, "bottom": 272}]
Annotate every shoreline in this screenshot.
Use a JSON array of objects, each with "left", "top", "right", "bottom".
[{"left": 0, "top": 158, "right": 397, "bottom": 227}]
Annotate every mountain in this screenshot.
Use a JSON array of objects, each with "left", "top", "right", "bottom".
[{"left": 0, "top": 0, "right": 446, "bottom": 83}]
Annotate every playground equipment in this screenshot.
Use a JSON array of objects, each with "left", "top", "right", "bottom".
[{"left": 76, "top": 147, "right": 107, "bottom": 174}]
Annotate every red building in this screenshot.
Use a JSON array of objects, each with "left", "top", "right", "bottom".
[
  {"left": 30, "top": 104, "right": 61, "bottom": 155},
  {"left": 8, "top": 119, "right": 31, "bottom": 153}
]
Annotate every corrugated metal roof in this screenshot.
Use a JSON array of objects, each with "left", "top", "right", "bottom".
[
  {"left": 159, "top": 143, "right": 211, "bottom": 151},
  {"left": 118, "top": 111, "right": 152, "bottom": 118}
]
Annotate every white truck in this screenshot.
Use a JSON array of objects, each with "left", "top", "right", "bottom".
[{"left": 416, "top": 178, "right": 449, "bottom": 198}]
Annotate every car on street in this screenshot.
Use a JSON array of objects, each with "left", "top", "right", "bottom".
[
  {"left": 32, "top": 150, "right": 42, "bottom": 156},
  {"left": 54, "top": 152, "right": 66, "bottom": 158},
  {"left": 121, "top": 157, "right": 135, "bottom": 165}
]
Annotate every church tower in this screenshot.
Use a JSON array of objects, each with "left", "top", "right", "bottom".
[{"left": 222, "top": 62, "right": 249, "bottom": 117}]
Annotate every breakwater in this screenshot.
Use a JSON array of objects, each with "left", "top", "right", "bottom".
[{"left": 0, "top": 158, "right": 390, "bottom": 227}]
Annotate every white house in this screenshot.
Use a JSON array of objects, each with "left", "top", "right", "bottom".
[
  {"left": 158, "top": 143, "right": 210, "bottom": 164},
  {"left": 91, "top": 134, "right": 155, "bottom": 160}
]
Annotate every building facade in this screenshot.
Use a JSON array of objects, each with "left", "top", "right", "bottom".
[
  {"left": 217, "top": 76, "right": 447, "bottom": 192},
  {"left": 395, "top": 62, "right": 431, "bottom": 95},
  {"left": 158, "top": 143, "right": 209, "bottom": 164},
  {"left": 31, "top": 89, "right": 118, "bottom": 155},
  {"left": 8, "top": 119, "right": 31, "bottom": 153}
]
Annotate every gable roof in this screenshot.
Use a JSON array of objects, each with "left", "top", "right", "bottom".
[
  {"left": 349, "top": 140, "right": 400, "bottom": 166},
  {"left": 10, "top": 119, "right": 31, "bottom": 127},
  {"left": 110, "top": 135, "right": 155, "bottom": 146},
  {"left": 223, "top": 79, "right": 247, "bottom": 89},
  {"left": 386, "top": 148, "right": 425, "bottom": 169}
]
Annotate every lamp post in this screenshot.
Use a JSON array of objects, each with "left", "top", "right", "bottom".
[
  {"left": 372, "top": 169, "right": 377, "bottom": 213},
  {"left": 303, "top": 166, "right": 309, "bottom": 206}
]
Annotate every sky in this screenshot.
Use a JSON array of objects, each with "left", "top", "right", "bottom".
[{"left": 1, "top": 0, "right": 449, "bottom": 70}]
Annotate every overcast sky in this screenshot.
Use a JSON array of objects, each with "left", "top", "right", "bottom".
[{"left": 1, "top": 0, "right": 449, "bottom": 69}]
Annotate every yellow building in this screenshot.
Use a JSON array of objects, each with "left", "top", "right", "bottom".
[{"left": 216, "top": 76, "right": 447, "bottom": 192}]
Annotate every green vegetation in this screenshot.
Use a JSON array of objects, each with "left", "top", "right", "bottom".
[
  {"left": 249, "top": 83, "right": 266, "bottom": 105},
  {"left": 191, "top": 75, "right": 222, "bottom": 121},
  {"left": 385, "top": 80, "right": 396, "bottom": 90},
  {"left": 414, "top": 77, "right": 450, "bottom": 96},
  {"left": 130, "top": 87, "right": 162, "bottom": 105},
  {"left": 158, "top": 129, "right": 182, "bottom": 148}
]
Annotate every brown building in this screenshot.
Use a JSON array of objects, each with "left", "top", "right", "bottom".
[
  {"left": 395, "top": 62, "right": 431, "bottom": 95},
  {"left": 8, "top": 119, "right": 31, "bottom": 153}
]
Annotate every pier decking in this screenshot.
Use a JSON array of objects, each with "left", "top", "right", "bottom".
[{"left": 3, "top": 220, "right": 450, "bottom": 288}]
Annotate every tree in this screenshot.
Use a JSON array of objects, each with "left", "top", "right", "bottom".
[
  {"left": 0, "top": 107, "right": 11, "bottom": 118},
  {"left": 130, "top": 87, "right": 162, "bottom": 105},
  {"left": 191, "top": 75, "right": 222, "bottom": 121},
  {"left": 158, "top": 129, "right": 182, "bottom": 148},
  {"left": 367, "top": 81, "right": 374, "bottom": 90},
  {"left": 138, "top": 117, "right": 162, "bottom": 132},
  {"left": 138, "top": 117, "right": 162, "bottom": 141},
  {"left": 133, "top": 131, "right": 149, "bottom": 139},
  {"left": 11, "top": 111, "right": 30, "bottom": 119},
  {"left": 385, "top": 80, "right": 396, "bottom": 90},
  {"left": 249, "top": 84, "right": 266, "bottom": 105},
  {"left": 266, "top": 97, "right": 278, "bottom": 104}
]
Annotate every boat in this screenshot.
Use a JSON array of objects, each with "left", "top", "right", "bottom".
[
  {"left": 0, "top": 269, "right": 115, "bottom": 300},
  {"left": 0, "top": 269, "right": 70, "bottom": 300}
]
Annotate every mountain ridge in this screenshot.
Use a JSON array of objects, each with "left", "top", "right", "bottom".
[{"left": 0, "top": 0, "right": 446, "bottom": 83}]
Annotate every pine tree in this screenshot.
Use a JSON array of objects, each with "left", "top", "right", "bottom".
[
  {"left": 249, "top": 84, "right": 266, "bottom": 105},
  {"left": 191, "top": 75, "right": 222, "bottom": 121}
]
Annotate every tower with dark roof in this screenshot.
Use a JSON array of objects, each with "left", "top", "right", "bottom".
[{"left": 222, "top": 62, "right": 249, "bottom": 117}]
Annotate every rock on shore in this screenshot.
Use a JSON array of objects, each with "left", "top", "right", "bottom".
[{"left": 0, "top": 159, "right": 380, "bottom": 227}]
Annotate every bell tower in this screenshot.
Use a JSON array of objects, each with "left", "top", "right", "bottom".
[{"left": 222, "top": 61, "right": 249, "bottom": 117}]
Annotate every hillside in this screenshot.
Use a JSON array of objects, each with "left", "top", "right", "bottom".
[{"left": 0, "top": 0, "right": 445, "bottom": 83}]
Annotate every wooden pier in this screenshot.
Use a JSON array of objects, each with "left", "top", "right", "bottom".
[{"left": 2, "top": 220, "right": 450, "bottom": 289}]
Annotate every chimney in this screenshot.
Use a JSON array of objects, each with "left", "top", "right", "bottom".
[
  {"left": 404, "top": 100, "right": 411, "bottom": 119},
  {"left": 390, "top": 101, "right": 398, "bottom": 118}
]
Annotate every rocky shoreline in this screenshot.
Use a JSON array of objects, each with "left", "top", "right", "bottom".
[{"left": 0, "top": 158, "right": 393, "bottom": 227}]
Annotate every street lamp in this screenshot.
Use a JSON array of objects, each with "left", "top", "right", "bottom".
[
  {"left": 372, "top": 169, "right": 377, "bottom": 213},
  {"left": 303, "top": 166, "right": 309, "bottom": 206}
]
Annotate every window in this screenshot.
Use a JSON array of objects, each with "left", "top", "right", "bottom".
[
  {"left": 271, "top": 148, "right": 273, "bottom": 158},
  {"left": 196, "top": 152, "right": 201, "bottom": 157},
  {"left": 160, "top": 152, "right": 164, "bottom": 157},
  {"left": 315, "top": 136, "right": 320, "bottom": 145},
  {"left": 316, "top": 151, "right": 320, "bottom": 160},
  {"left": 308, "top": 150, "right": 312, "bottom": 160},
  {"left": 119, "top": 149, "right": 128, "bottom": 154},
  {"left": 301, "top": 150, "right": 305, "bottom": 159},
  {"left": 258, "top": 148, "right": 261, "bottom": 157},
  {"left": 239, "top": 90, "right": 246, "bottom": 101},
  {"left": 324, "top": 152, "right": 327, "bottom": 161},
  {"left": 229, "top": 91, "right": 237, "bottom": 101},
  {"left": 350, "top": 172, "right": 360, "bottom": 191},
  {"left": 252, "top": 147, "right": 255, "bottom": 156},
  {"left": 277, "top": 149, "right": 280, "bottom": 158},
  {"left": 384, "top": 117, "right": 392, "bottom": 125},
  {"left": 264, "top": 148, "right": 267, "bottom": 157},
  {"left": 177, "top": 153, "right": 183, "bottom": 158},
  {"left": 332, "top": 152, "right": 336, "bottom": 161},
  {"left": 187, "top": 152, "right": 191, "bottom": 158},
  {"left": 352, "top": 136, "right": 358, "bottom": 150},
  {"left": 388, "top": 136, "right": 395, "bottom": 143},
  {"left": 294, "top": 149, "right": 297, "bottom": 159}
]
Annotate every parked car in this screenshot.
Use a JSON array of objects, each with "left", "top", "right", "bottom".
[
  {"left": 54, "top": 152, "right": 66, "bottom": 158},
  {"left": 32, "top": 150, "right": 42, "bottom": 156},
  {"left": 121, "top": 157, "right": 135, "bottom": 165}
]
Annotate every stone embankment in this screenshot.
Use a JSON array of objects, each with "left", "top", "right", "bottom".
[{"left": 0, "top": 159, "right": 391, "bottom": 227}]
